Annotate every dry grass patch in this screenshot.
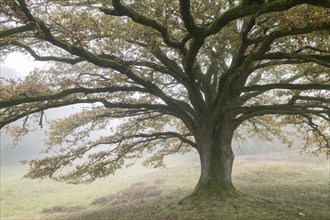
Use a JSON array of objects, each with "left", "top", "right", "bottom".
[
  {"left": 41, "top": 205, "right": 85, "bottom": 213},
  {"left": 90, "top": 181, "right": 162, "bottom": 206}
]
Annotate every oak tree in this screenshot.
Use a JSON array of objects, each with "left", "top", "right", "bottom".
[{"left": 1, "top": 0, "right": 329, "bottom": 199}]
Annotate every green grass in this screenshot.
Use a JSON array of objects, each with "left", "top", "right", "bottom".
[
  {"left": 1, "top": 150, "right": 329, "bottom": 220},
  {"left": 0, "top": 163, "right": 154, "bottom": 219}
]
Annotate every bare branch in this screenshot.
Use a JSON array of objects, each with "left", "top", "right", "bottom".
[
  {"left": 0, "top": 86, "right": 150, "bottom": 108},
  {"left": 0, "top": 39, "right": 84, "bottom": 64},
  {"left": 234, "top": 103, "right": 329, "bottom": 124},
  {"left": 259, "top": 52, "right": 330, "bottom": 68},
  {"left": 99, "top": 1, "right": 186, "bottom": 51},
  {"left": 241, "top": 83, "right": 330, "bottom": 93},
  {"left": 0, "top": 23, "right": 37, "bottom": 38},
  {"left": 179, "top": 0, "right": 201, "bottom": 35}
]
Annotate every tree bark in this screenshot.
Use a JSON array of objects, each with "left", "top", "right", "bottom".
[{"left": 189, "top": 117, "right": 242, "bottom": 199}]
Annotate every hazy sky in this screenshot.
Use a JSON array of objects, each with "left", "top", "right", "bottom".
[
  {"left": 1, "top": 53, "right": 45, "bottom": 78},
  {"left": 0, "top": 53, "right": 76, "bottom": 165}
]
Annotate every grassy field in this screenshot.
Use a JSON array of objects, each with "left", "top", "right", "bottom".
[{"left": 1, "top": 150, "right": 329, "bottom": 220}]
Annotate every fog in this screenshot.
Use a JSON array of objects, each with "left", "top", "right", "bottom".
[
  {"left": 0, "top": 60, "right": 93, "bottom": 165},
  {"left": 0, "top": 106, "right": 74, "bottom": 165},
  {"left": 1, "top": 124, "right": 293, "bottom": 167},
  {"left": 0, "top": 60, "right": 85, "bottom": 165}
]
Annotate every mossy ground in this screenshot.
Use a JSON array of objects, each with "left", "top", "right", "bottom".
[{"left": 64, "top": 189, "right": 329, "bottom": 220}]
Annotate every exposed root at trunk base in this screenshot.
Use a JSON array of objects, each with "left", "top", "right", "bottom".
[{"left": 179, "top": 186, "right": 246, "bottom": 205}]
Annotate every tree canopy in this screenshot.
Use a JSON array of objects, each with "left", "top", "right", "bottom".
[{"left": 0, "top": 0, "right": 329, "bottom": 197}]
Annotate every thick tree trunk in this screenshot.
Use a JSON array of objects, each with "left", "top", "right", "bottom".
[{"left": 189, "top": 117, "right": 242, "bottom": 199}]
